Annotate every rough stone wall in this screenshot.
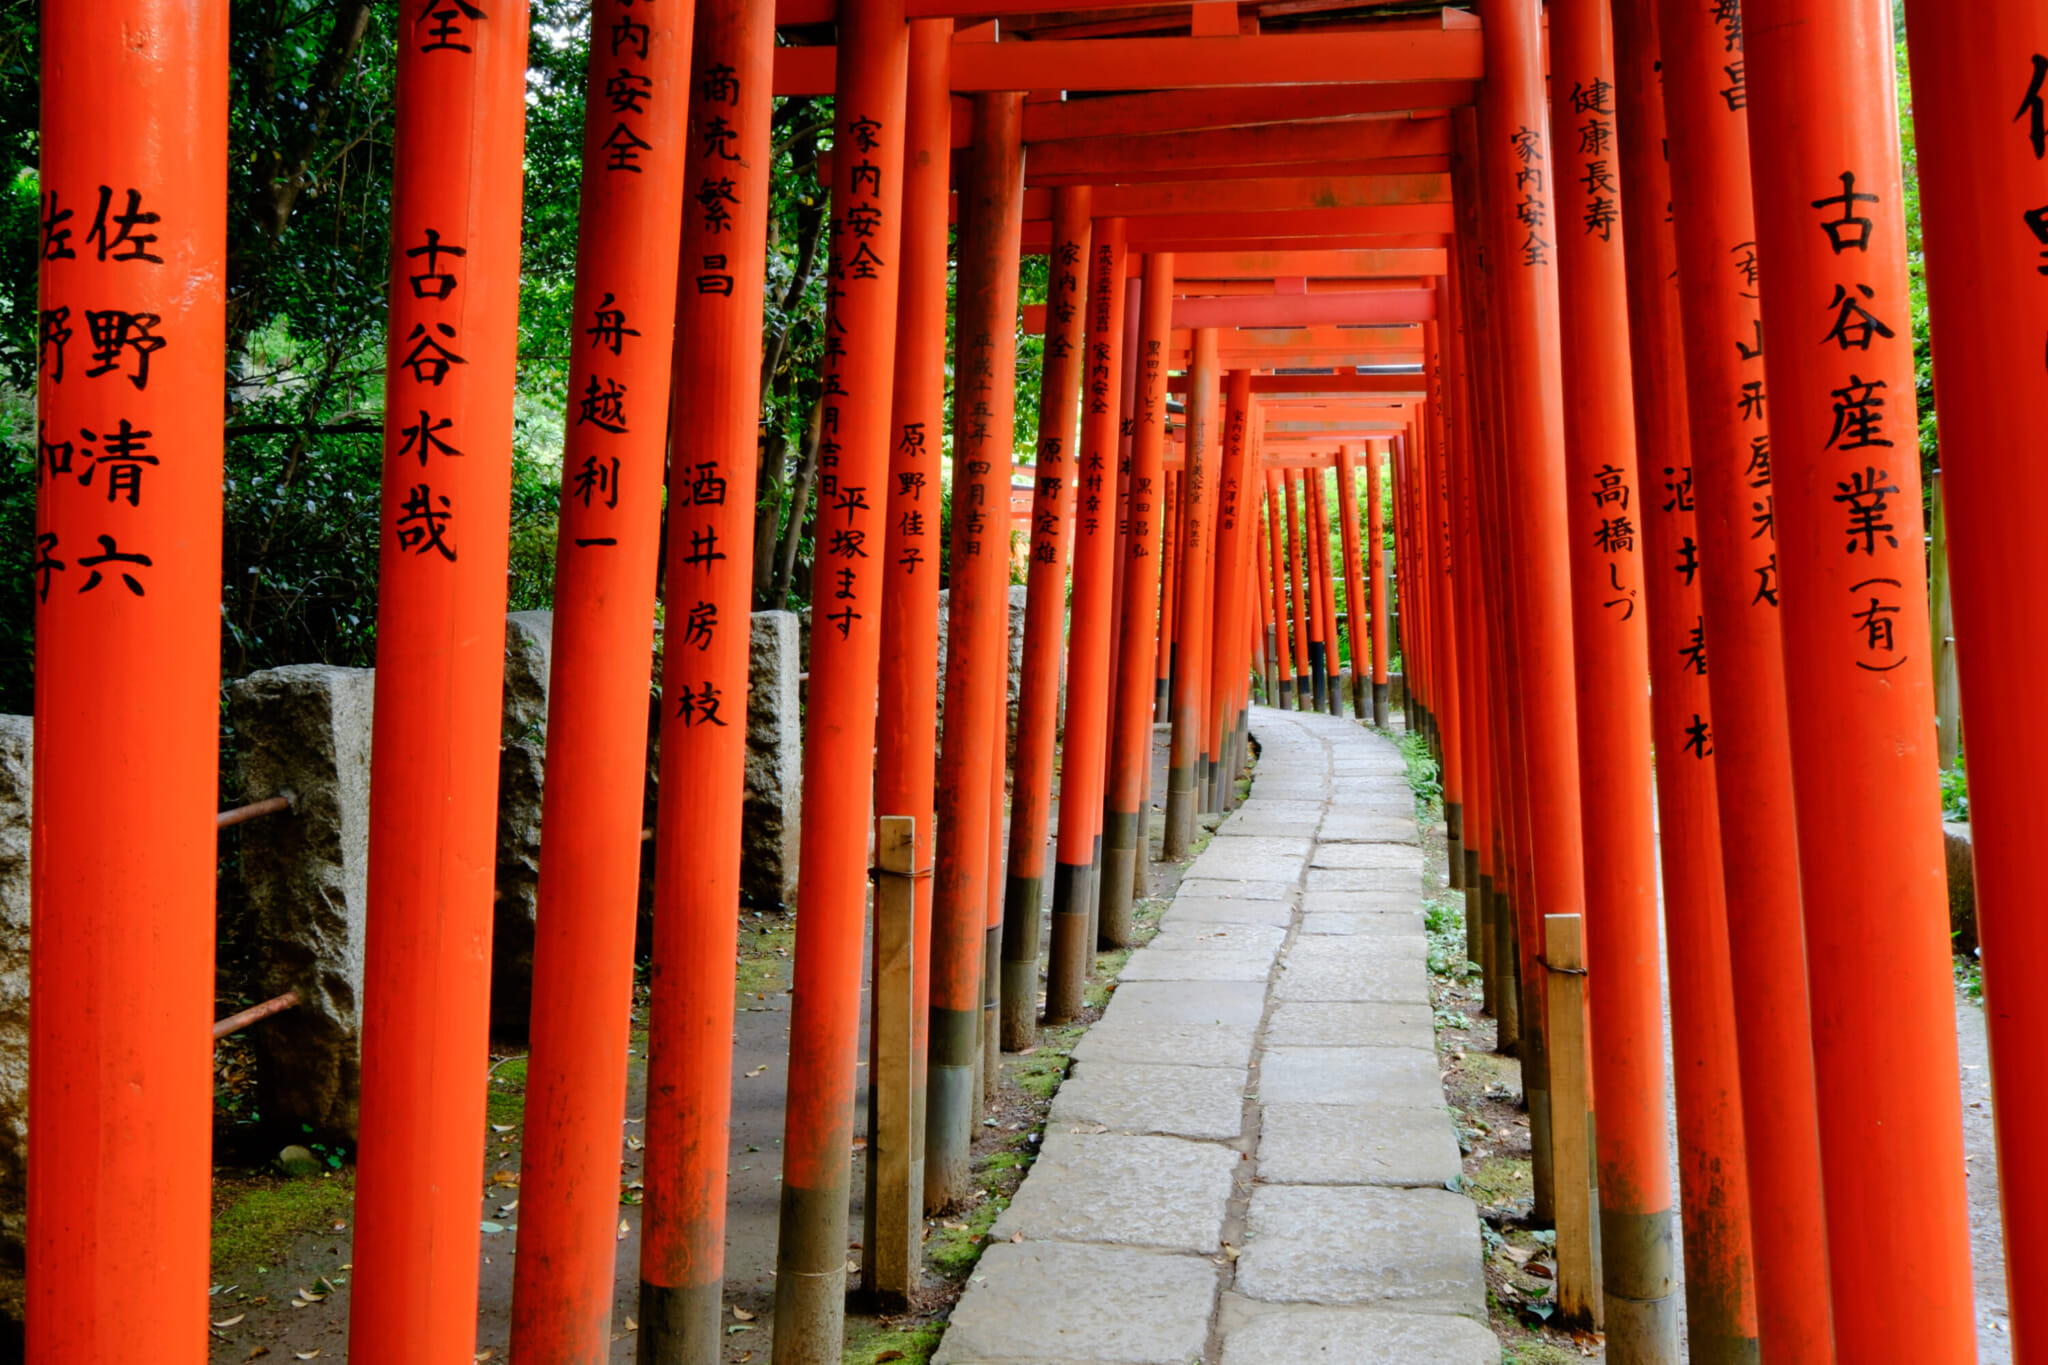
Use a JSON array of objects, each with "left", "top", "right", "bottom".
[
  {"left": 0, "top": 717, "right": 30, "bottom": 1310},
  {"left": 492, "top": 612, "right": 552, "bottom": 1039},
  {"left": 227, "top": 666, "right": 375, "bottom": 1140},
  {"left": 745, "top": 612, "right": 802, "bottom": 909}
]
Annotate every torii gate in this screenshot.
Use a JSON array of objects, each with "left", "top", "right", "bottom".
[{"left": 28, "top": 3, "right": 2011, "bottom": 1365}]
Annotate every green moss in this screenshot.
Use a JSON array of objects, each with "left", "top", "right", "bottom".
[
  {"left": 211, "top": 1173, "right": 355, "bottom": 1274},
  {"left": 1468, "top": 1156, "right": 1532, "bottom": 1205},
  {"left": 1014, "top": 1050, "right": 1069, "bottom": 1101},
  {"left": 1502, "top": 1340, "right": 1585, "bottom": 1365},
  {"left": 487, "top": 1056, "right": 528, "bottom": 1128},
  {"left": 843, "top": 1321, "right": 944, "bottom": 1365},
  {"left": 737, "top": 918, "right": 798, "bottom": 999},
  {"left": 924, "top": 1195, "right": 1005, "bottom": 1279}
]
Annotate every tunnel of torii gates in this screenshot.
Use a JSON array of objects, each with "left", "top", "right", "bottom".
[{"left": 26, "top": 0, "right": 2046, "bottom": 1361}]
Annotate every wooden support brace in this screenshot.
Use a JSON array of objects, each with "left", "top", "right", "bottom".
[
  {"left": 1543, "top": 914, "right": 1603, "bottom": 1332},
  {"left": 865, "top": 816, "right": 922, "bottom": 1302}
]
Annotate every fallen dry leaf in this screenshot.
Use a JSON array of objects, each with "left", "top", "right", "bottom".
[
  {"left": 732, "top": 1306, "right": 756, "bottom": 1322},
  {"left": 745, "top": 1064, "right": 769, "bottom": 1078},
  {"left": 624, "top": 1316, "right": 638, "bottom": 1332},
  {"left": 876, "top": 1352, "right": 906, "bottom": 1363},
  {"left": 212, "top": 1314, "right": 247, "bottom": 1329},
  {"left": 295, "top": 1352, "right": 321, "bottom": 1361}
]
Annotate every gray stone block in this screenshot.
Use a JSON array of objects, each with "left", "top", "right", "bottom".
[
  {"left": 1160, "top": 895, "right": 1294, "bottom": 928},
  {"left": 1146, "top": 923, "right": 1287, "bottom": 956},
  {"left": 1306, "top": 866, "right": 1422, "bottom": 895},
  {"left": 1259, "top": 1047, "right": 1443, "bottom": 1108},
  {"left": 1318, "top": 813, "right": 1420, "bottom": 845},
  {"left": 1312, "top": 843, "right": 1426, "bottom": 872},
  {"left": 1264, "top": 1001, "right": 1435, "bottom": 1051},
  {"left": 493, "top": 612, "right": 553, "bottom": 1038},
  {"left": 1218, "top": 1304, "right": 1500, "bottom": 1365},
  {"left": 0, "top": 718, "right": 28, "bottom": 1286},
  {"left": 1276, "top": 938, "right": 1430, "bottom": 1004},
  {"left": 227, "top": 664, "right": 376, "bottom": 1137},
  {"left": 745, "top": 611, "right": 802, "bottom": 909},
  {"left": 1257, "top": 1103, "right": 1462, "bottom": 1188},
  {"left": 1188, "top": 836, "right": 1312, "bottom": 883},
  {"left": 1299, "top": 913, "right": 1425, "bottom": 940},
  {"left": 1117, "top": 944, "right": 1275, "bottom": 983},
  {"left": 1234, "top": 1185, "right": 1486, "bottom": 1313},
  {"left": 991, "top": 1132, "right": 1239, "bottom": 1252},
  {"left": 1050, "top": 1061, "right": 1246, "bottom": 1140},
  {"left": 1302, "top": 889, "right": 1423, "bottom": 916},
  {"left": 934, "top": 1242, "right": 1219, "bottom": 1365},
  {"left": 1178, "top": 879, "right": 1295, "bottom": 903},
  {"left": 1100, "top": 980, "right": 1269, "bottom": 1028},
  {"left": 1073, "top": 1017, "right": 1258, "bottom": 1070}
]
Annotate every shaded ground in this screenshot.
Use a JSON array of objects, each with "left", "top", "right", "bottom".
[{"left": 204, "top": 726, "right": 1193, "bottom": 1363}]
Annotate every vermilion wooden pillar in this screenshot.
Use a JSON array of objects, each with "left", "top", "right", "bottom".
[
  {"left": 1207, "top": 371, "right": 1255, "bottom": 807},
  {"left": 1101, "top": 252, "right": 1174, "bottom": 949},
  {"left": 1163, "top": 328, "right": 1219, "bottom": 857},
  {"left": 349, "top": 6, "right": 528, "bottom": 1360},
  {"left": 1548, "top": 0, "right": 1678, "bottom": 1350},
  {"left": 1611, "top": 3, "right": 1757, "bottom": 1358},
  {"left": 1001, "top": 187, "right": 1091, "bottom": 1049},
  {"left": 926, "top": 87, "right": 1022, "bottom": 1210},
  {"left": 1422, "top": 329, "right": 1466, "bottom": 865},
  {"left": 1312, "top": 467, "right": 1344, "bottom": 718},
  {"left": 1478, "top": 0, "right": 1590, "bottom": 1226},
  {"left": 1367, "top": 442, "right": 1390, "bottom": 724},
  {"left": 771, "top": 1, "right": 907, "bottom": 1355},
  {"left": 1264, "top": 471, "right": 1292, "bottom": 710},
  {"left": 1255, "top": 493, "right": 1280, "bottom": 704},
  {"left": 875, "top": 13, "right": 951, "bottom": 1230},
  {"left": 1903, "top": 2, "right": 2048, "bottom": 1348},
  {"left": 510, "top": 0, "right": 690, "bottom": 1357},
  {"left": 1745, "top": 2, "right": 1976, "bottom": 1355},
  {"left": 1284, "top": 468, "right": 1312, "bottom": 708},
  {"left": 1303, "top": 467, "right": 1331, "bottom": 712},
  {"left": 1442, "top": 265, "right": 1495, "bottom": 980},
  {"left": 1336, "top": 446, "right": 1370, "bottom": 721},
  {"left": 29, "top": 4, "right": 226, "bottom": 1357},
  {"left": 1657, "top": 2, "right": 1836, "bottom": 1355},
  {"left": 1156, "top": 467, "right": 1179, "bottom": 722},
  {"left": 1048, "top": 215, "right": 1131, "bottom": 1020}
]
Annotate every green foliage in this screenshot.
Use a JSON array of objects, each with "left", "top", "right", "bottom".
[
  {"left": 1397, "top": 729, "right": 1442, "bottom": 820},
  {"left": 1939, "top": 753, "right": 1969, "bottom": 823},
  {"left": 210, "top": 1172, "right": 354, "bottom": 1274}
]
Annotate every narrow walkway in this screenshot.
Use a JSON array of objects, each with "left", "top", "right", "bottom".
[{"left": 936, "top": 706, "right": 1494, "bottom": 1365}]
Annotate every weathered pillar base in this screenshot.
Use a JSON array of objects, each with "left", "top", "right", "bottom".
[
  {"left": 636, "top": 1279, "right": 721, "bottom": 1365},
  {"left": 1086, "top": 838, "right": 1104, "bottom": 954},
  {"left": 1477, "top": 874, "right": 1497, "bottom": 1016},
  {"left": 1494, "top": 892, "right": 1521, "bottom": 1049},
  {"left": 999, "top": 872, "right": 1043, "bottom": 1052},
  {"left": 772, "top": 1180, "right": 851, "bottom": 1365},
  {"left": 1275, "top": 679, "right": 1294, "bottom": 709},
  {"left": 1162, "top": 765, "right": 1197, "bottom": 859},
  {"left": 1046, "top": 862, "right": 1091, "bottom": 1022},
  {"left": 1372, "top": 681, "right": 1390, "bottom": 728},
  {"left": 1526, "top": 1019, "right": 1554, "bottom": 1227},
  {"left": 1295, "top": 673, "right": 1313, "bottom": 712},
  {"left": 1308, "top": 643, "right": 1328, "bottom": 711},
  {"left": 924, "top": 1009, "right": 977, "bottom": 1212},
  {"left": 982, "top": 925, "right": 1001, "bottom": 1098},
  {"left": 1601, "top": 1206, "right": 1681, "bottom": 1365},
  {"left": 1445, "top": 801, "right": 1463, "bottom": 891},
  {"left": 1098, "top": 811, "right": 1141, "bottom": 948}
]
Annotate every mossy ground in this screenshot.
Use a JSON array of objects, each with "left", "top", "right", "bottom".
[{"left": 210, "top": 1171, "right": 355, "bottom": 1276}]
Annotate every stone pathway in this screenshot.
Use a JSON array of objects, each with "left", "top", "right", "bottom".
[{"left": 935, "top": 705, "right": 1496, "bottom": 1365}]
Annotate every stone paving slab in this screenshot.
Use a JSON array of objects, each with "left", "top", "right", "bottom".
[
  {"left": 1146, "top": 922, "right": 1289, "bottom": 956},
  {"left": 1274, "top": 937, "right": 1431, "bottom": 1004},
  {"left": 1072, "top": 1017, "right": 1258, "bottom": 1070},
  {"left": 1177, "top": 877, "right": 1296, "bottom": 902},
  {"left": 1116, "top": 944, "right": 1277, "bottom": 983},
  {"left": 1256, "top": 1102, "right": 1462, "bottom": 1187},
  {"left": 1217, "top": 1303, "right": 1500, "bottom": 1365},
  {"left": 1258, "top": 1046, "right": 1444, "bottom": 1109},
  {"left": 1159, "top": 894, "right": 1295, "bottom": 927},
  {"left": 1305, "top": 865, "right": 1428, "bottom": 894},
  {"left": 1233, "top": 1185, "right": 1487, "bottom": 1314},
  {"left": 1311, "top": 843, "right": 1427, "bottom": 871},
  {"left": 1263, "top": 1000, "right": 1436, "bottom": 1050},
  {"left": 1186, "top": 837, "right": 1313, "bottom": 882},
  {"left": 933, "top": 1242, "right": 1221, "bottom": 1365},
  {"left": 992, "top": 1132, "right": 1240, "bottom": 1253},
  {"left": 1298, "top": 913, "right": 1426, "bottom": 940},
  {"left": 1098, "top": 979, "right": 1269, "bottom": 1027},
  {"left": 1301, "top": 889, "right": 1423, "bottom": 916},
  {"left": 1317, "top": 813, "right": 1421, "bottom": 844},
  {"left": 1049, "top": 1061, "right": 1248, "bottom": 1140}
]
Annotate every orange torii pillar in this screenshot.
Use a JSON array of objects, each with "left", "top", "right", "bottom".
[
  {"left": 1157, "top": 466, "right": 1179, "bottom": 722},
  {"left": 1285, "top": 468, "right": 1313, "bottom": 709},
  {"left": 1207, "top": 370, "right": 1255, "bottom": 809},
  {"left": 1311, "top": 467, "right": 1344, "bottom": 718},
  {"left": 1610, "top": 3, "right": 1757, "bottom": 1358},
  {"left": 1479, "top": 0, "right": 1595, "bottom": 1210},
  {"left": 29, "top": 6, "right": 226, "bottom": 1358},
  {"left": 1905, "top": 2, "right": 2048, "bottom": 1346},
  {"left": 349, "top": 6, "right": 528, "bottom": 1359},
  {"left": 1390, "top": 436, "right": 1419, "bottom": 736},
  {"left": 1163, "top": 328, "right": 1219, "bottom": 857},
  {"left": 1303, "top": 467, "right": 1332, "bottom": 712},
  {"left": 1047, "top": 215, "right": 1131, "bottom": 1020},
  {"left": 1001, "top": 187, "right": 1091, "bottom": 1048},
  {"left": 1255, "top": 492, "right": 1280, "bottom": 703},
  {"left": 1658, "top": 2, "right": 1837, "bottom": 1355},
  {"left": 1264, "top": 471, "right": 1293, "bottom": 710},
  {"left": 1101, "top": 272, "right": 1141, "bottom": 856},
  {"left": 982, "top": 559, "right": 1008, "bottom": 1100},
  {"left": 511, "top": 0, "right": 690, "bottom": 1357},
  {"left": 771, "top": 3, "right": 908, "bottom": 1355},
  {"left": 1423, "top": 328, "right": 1467, "bottom": 865},
  {"left": 869, "top": 8, "right": 952, "bottom": 1295},
  {"left": 1337, "top": 445, "right": 1371, "bottom": 721},
  {"left": 1548, "top": 0, "right": 1679, "bottom": 1348},
  {"left": 1745, "top": 2, "right": 1976, "bottom": 1353},
  {"left": 1101, "top": 253, "right": 1175, "bottom": 948},
  {"left": 1368, "top": 442, "right": 1391, "bottom": 725},
  {"left": 926, "top": 87, "right": 1022, "bottom": 1209}
]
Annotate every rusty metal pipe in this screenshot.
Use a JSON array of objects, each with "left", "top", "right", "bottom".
[
  {"left": 216, "top": 793, "right": 294, "bottom": 830},
  {"left": 211, "top": 989, "right": 302, "bottom": 1042}
]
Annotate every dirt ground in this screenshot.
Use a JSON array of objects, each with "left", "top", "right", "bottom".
[{"left": 203, "top": 728, "right": 1189, "bottom": 1364}]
